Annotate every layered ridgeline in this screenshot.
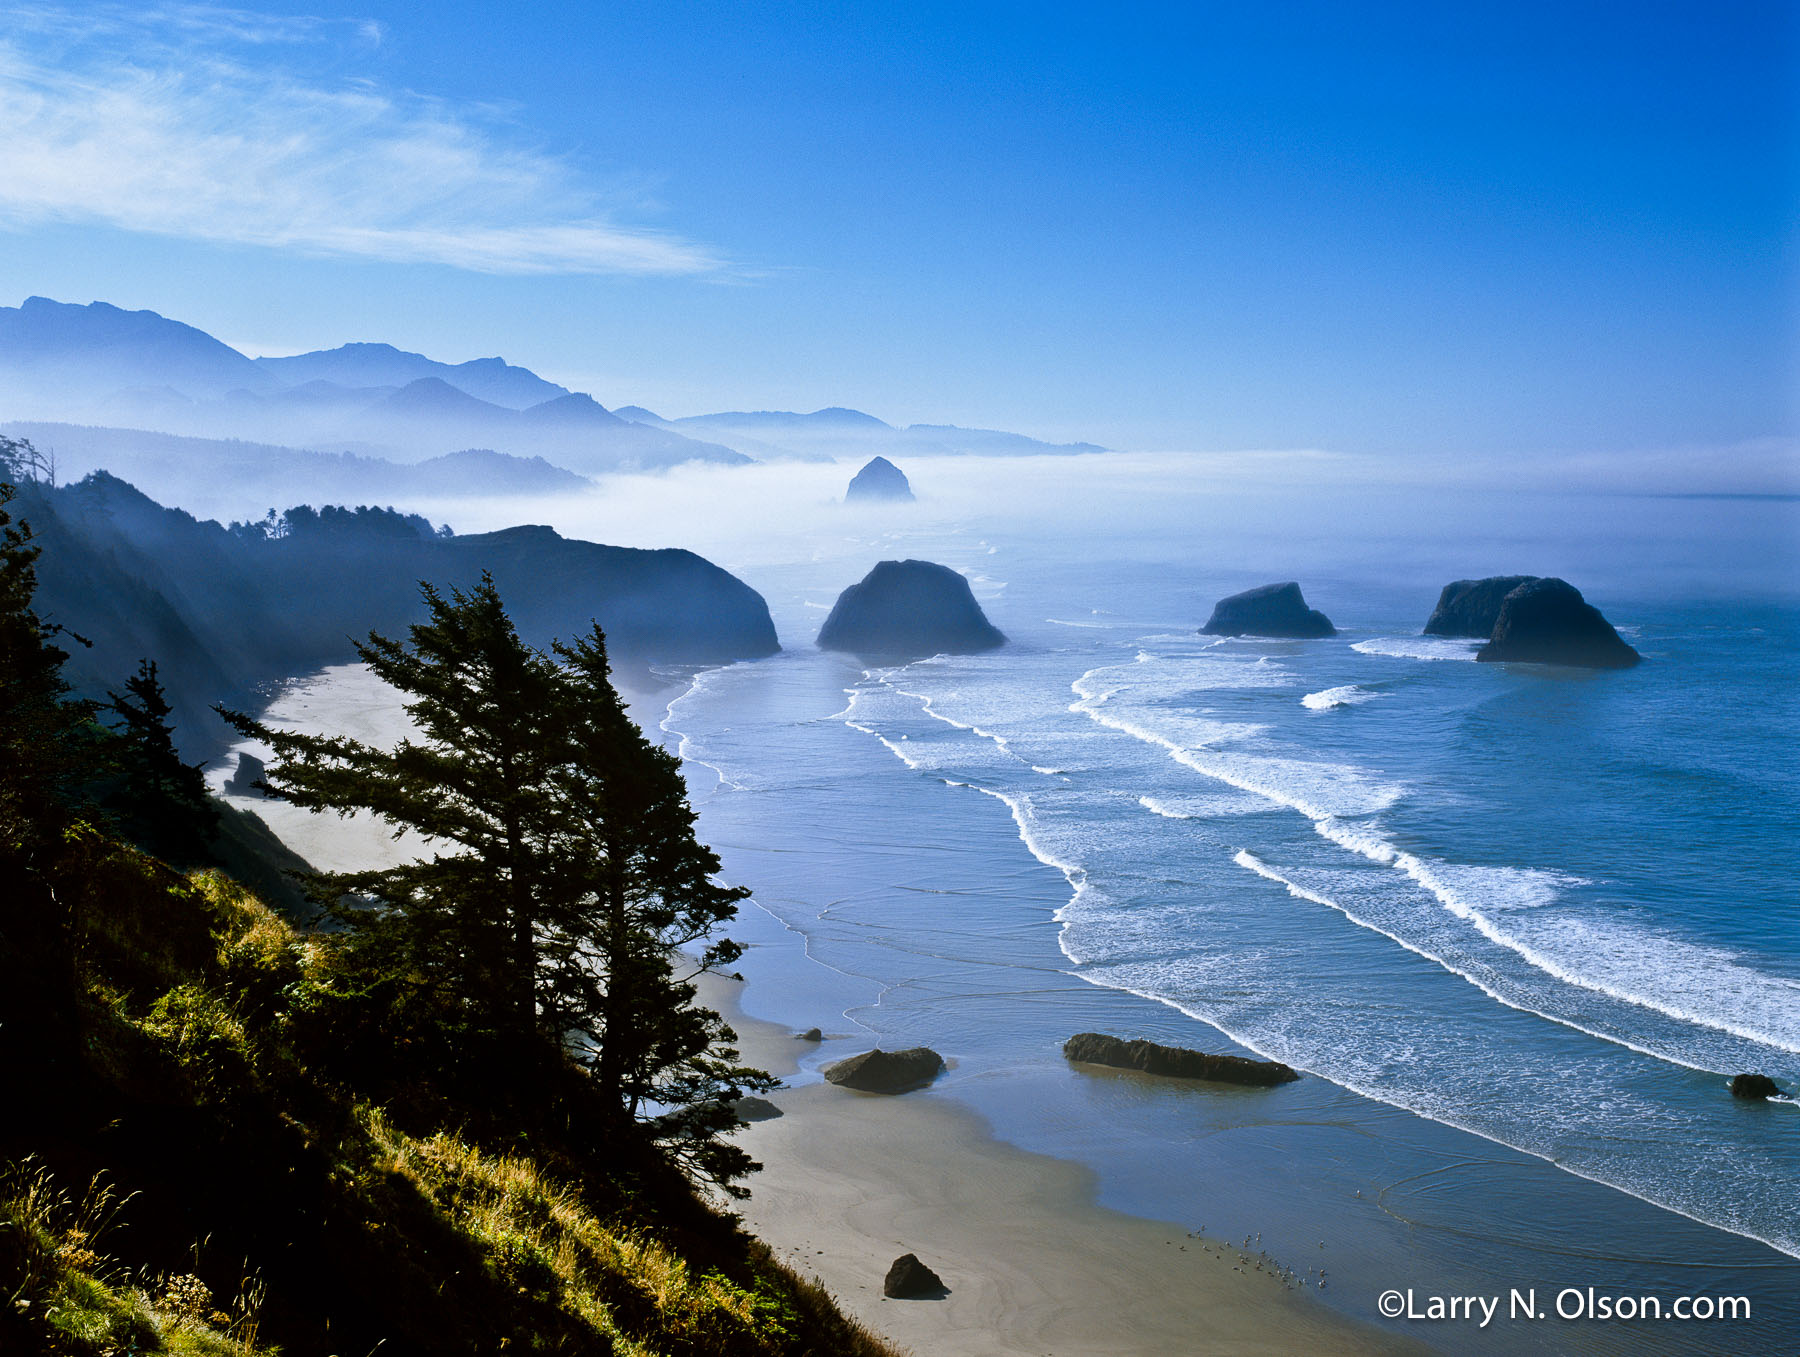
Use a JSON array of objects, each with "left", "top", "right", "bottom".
[
  {"left": 0, "top": 476, "right": 896, "bottom": 1357},
  {"left": 3, "top": 421, "right": 594, "bottom": 510},
  {"left": 0, "top": 298, "right": 745, "bottom": 474},
  {"left": 0, "top": 299, "right": 1106, "bottom": 490},
  {"left": 14, "top": 464, "right": 779, "bottom": 759}
]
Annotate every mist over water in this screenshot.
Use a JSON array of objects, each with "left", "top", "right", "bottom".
[{"left": 224, "top": 451, "right": 1800, "bottom": 1350}]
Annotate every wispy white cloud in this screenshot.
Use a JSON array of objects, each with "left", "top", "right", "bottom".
[{"left": 0, "top": 4, "right": 725, "bottom": 275}]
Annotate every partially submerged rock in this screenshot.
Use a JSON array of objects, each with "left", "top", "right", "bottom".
[
  {"left": 1200, "top": 582, "right": 1335, "bottom": 638},
  {"left": 821, "top": 1047, "right": 944, "bottom": 1093},
  {"left": 225, "top": 751, "right": 267, "bottom": 797},
  {"left": 1423, "top": 576, "right": 1540, "bottom": 637},
  {"left": 845, "top": 455, "right": 914, "bottom": 502},
  {"left": 1730, "top": 1073, "right": 1785, "bottom": 1100},
  {"left": 732, "top": 1096, "right": 784, "bottom": 1122},
  {"left": 1063, "top": 1032, "right": 1299, "bottom": 1087},
  {"left": 796, "top": 1027, "right": 823, "bottom": 1042},
  {"left": 1475, "top": 578, "right": 1640, "bottom": 669},
  {"left": 883, "top": 1253, "right": 946, "bottom": 1299},
  {"left": 817, "top": 559, "right": 1004, "bottom": 659}
]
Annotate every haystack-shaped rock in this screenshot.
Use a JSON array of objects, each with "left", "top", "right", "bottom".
[
  {"left": 817, "top": 560, "right": 1004, "bottom": 659},
  {"left": 1423, "top": 576, "right": 1540, "bottom": 637},
  {"left": 1063, "top": 1033, "right": 1298, "bottom": 1087},
  {"left": 845, "top": 456, "right": 914, "bottom": 502},
  {"left": 821, "top": 1047, "right": 944, "bottom": 1093},
  {"left": 1475, "top": 578, "right": 1640, "bottom": 668},
  {"left": 1200, "top": 582, "right": 1335, "bottom": 638}
]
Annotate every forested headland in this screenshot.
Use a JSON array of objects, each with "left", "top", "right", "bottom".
[{"left": 0, "top": 436, "right": 894, "bottom": 1357}]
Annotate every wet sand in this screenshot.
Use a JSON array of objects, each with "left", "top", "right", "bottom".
[{"left": 712, "top": 974, "right": 1419, "bottom": 1357}]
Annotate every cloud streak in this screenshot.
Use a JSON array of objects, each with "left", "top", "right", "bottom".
[{"left": 0, "top": 4, "right": 725, "bottom": 275}]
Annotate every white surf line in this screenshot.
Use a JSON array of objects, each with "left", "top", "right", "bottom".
[
  {"left": 1072, "top": 664, "right": 1800, "bottom": 1058},
  {"left": 828, "top": 656, "right": 1800, "bottom": 1263},
  {"left": 1230, "top": 850, "right": 1716, "bottom": 1075},
  {"left": 659, "top": 660, "right": 765, "bottom": 792},
  {"left": 1067, "top": 961, "right": 1800, "bottom": 1263},
  {"left": 888, "top": 680, "right": 1063, "bottom": 778}
]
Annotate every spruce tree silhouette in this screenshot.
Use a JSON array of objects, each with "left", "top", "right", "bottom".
[
  {"left": 105, "top": 658, "right": 218, "bottom": 863},
  {"left": 221, "top": 575, "right": 771, "bottom": 1186}
]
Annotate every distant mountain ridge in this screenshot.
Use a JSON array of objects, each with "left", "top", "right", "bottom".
[
  {"left": 3, "top": 421, "right": 591, "bottom": 515},
  {"left": 0, "top": 295, "right": 1108, "bottom": 468},
  {"left": 0, "top": 296, "right": 278, "bottom": 398},
  {"left": 256, "top": 341, "right": 573, "bottom": 409}
]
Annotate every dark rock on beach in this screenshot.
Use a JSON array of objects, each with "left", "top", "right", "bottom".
[
  {"left": 1200, "top": 582, "right": 1335, "bottom": 638},
  {"left": 883, "top": 1253, "right": 946, "bottom": 1299},
  {"left": 731, "top": 1096, "right": 784, "bottom": 1122},
  {"left": 817, "top": 559, "right": 1005, "bottom": 660},
  {"left": 1063, "top": 1033, "right": 1299, "bottom": 1087},
  {"left": 821, "top": 1047, "right": 945, "bottom": 1094},
  {"left": 224, "top": 751, "right": 266, "bottom": 797},
  {"left": 796, "top": 1027, "right": 823, "bottom": 1042},
  {"left": 1730, "top": 1073, "right": 1784, "bottom": 1100},
  {"left": 1423, "top": 576, "right": 1541, "bottom": 637},
  {"left": 1475, "top": 578, "right": 1640, "bottom": 669},
  {"left": 845, "top": 455, "right": 914, "bottom": 502}
]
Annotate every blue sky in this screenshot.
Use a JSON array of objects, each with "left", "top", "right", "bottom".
[{"left": 0, "top": 1, "right": 1792, "bottom": 456}]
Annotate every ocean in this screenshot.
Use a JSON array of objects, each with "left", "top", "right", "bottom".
[{"left": 284, "top": 454, "right": 1800, "bottom": 1351}]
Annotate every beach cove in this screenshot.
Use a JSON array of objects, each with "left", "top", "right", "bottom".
[{"left": 214, "top": 457, "right": 1800, "bottom": 1355}]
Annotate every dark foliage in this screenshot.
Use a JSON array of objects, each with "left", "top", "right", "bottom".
[{"left": 223, "top": 576, "right": 774, "bottom": 1191}]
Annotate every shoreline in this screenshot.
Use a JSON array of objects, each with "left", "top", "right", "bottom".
[{"left": 705, "top": 971, "right": 1421, "bottom": 1357}]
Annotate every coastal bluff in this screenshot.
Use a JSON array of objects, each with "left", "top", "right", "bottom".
[
  {"left": 1200, "top": 582, "right": 1335, "bottom": 638},
  {"left": 1423, "top": 576, "right": 1540, "bottom": 637},
  {"left": 1475, "top": 578, "right": 1640, "bottom": 668},
  {"left": 1063, "top": 1033, "right": 1299, "bottom": 1087},
  {"left": 817, "top": 559, "right": 1005, "bottom": 659},
  {"left": 845, "top": 455, "right": 914, "bottom": 502}
]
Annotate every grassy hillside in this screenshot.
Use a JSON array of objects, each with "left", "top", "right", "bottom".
[{"left": 1, "top": 841, "right": 898, "bottom": 1357}]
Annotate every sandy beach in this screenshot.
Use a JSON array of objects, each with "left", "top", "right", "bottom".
[
  {"left": 209, "top": 668, "right": 1414, "bottom": 1353},
  {"left": 710, "top": 973, "right": 1417, "bottom": 1357}
]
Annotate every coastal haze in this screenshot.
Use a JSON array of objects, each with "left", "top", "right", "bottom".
[{"left": 2, "top": 3, "right": 1793, "bottom": 1354}]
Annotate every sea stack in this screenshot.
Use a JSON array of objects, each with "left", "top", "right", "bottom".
[
  {"left": 1475, "top": 578, "right": 1640, "bottom": 668},
  {"left": 845, "top": 455, "right": 914, "bottom": 502},
  {"left": 1423, "top": 576, "right": 1540, "bottom": 637},
  {"left": 817, "top": 559, "right": 1005, "bottom": 659},
  {"left": 1200, "top": 582, "right": 1335, "bottom": 638},
  {"left": 225, "top": 751, "right": 267, "bottom": 797}
]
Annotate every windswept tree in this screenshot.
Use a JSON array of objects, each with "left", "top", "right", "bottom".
[
  {"left": 547, "top": 625, "right": 770, "bottom": 1186},
  {"left": 222, "top": 575, "right": 771, "bottom": 1186}
]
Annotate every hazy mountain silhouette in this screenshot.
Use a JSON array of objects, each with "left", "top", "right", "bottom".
[
  {"left": 664, "top": 407, "right": 1106, "bottom": 460},
  {"left": 5, "top": 420, "right": 590, "bottom": 511},
  {"left": 0, "top": 295, "right": 1101, "bottom": 471},
  {"left": 256, "top": 341, "right": 571, "bottom": 408},
  {"left": 0, "top": 297, "right": 278, "bottom": 400}
]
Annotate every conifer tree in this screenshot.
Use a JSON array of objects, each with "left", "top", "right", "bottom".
[
  {"left": 0, "top": 474, "right": 93, "bottom": 867},
  {"left": 104, "top": 658, "right": 218, "bottom": 864},
  {"left": 222, "top": 577, "right": 770, "bottom": 1184},
  {"left": 549, "top": 626, "right": 773, "bottom": 1188}
]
